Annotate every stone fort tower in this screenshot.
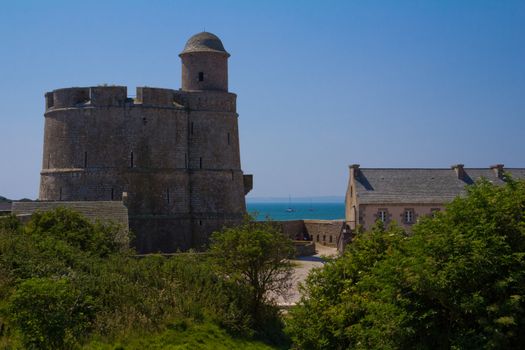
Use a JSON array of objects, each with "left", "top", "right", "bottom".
[{"left": 39, "top": 32, "right": 252, "bottom": 253}]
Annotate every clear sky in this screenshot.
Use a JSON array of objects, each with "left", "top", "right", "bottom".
[{"left": 0, "top": 0, "right": 524, "bottom": 200}]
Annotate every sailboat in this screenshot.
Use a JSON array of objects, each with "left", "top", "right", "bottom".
[{"left": 285, "top": 195, "right": 295, "bottom": 212}]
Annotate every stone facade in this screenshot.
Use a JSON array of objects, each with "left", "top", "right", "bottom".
[
  {"left": 279, "top": 219, "right": 343, "bottom": 247},
  {"left": 38, "top": 32, "right": 252, "bottom": 253},
  {"left": 344, "top": 164, "right": 525, "bottom": 237}
]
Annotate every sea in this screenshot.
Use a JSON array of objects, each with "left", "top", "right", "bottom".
[{"left": 247, "top": 202, "right": 345, "bottom": 221}]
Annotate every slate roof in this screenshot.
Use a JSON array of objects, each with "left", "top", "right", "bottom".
[{"left": 354, "top": 168, "right": 525, "bottom": 205}]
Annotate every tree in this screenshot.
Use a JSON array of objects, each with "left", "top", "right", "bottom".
[
  {"left": 209, "top": 217, "right": 295, "bottom": 328},
  {"left": 287, "top": 179, "right": 525, "bottom": 349},
  {"left": 7, "top": 277, "right": 94, "bottom": 350}
]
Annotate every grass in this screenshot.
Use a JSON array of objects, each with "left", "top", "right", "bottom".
[{"left": 84, "top": 320, "right": 278, "bottom": 350}]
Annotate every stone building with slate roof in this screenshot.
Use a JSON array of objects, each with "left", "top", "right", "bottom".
[{"left": 341, "top": 164, "right": 525, "bottom": 250}]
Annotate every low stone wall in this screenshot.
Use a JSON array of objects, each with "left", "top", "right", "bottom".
[
  {"left": 277, "top": 219, "right": 344, "bottom": 248},
  {"left": 12, "top": 201, "right": 128, "bottom": 228},
  {"left": 293, "top": 240, "right": 316, "bottom": 256},
  {"left": 11, "top": 201, "right": 130, "bottom": 246}
]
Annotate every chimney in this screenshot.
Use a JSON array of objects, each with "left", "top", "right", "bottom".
[
  {"left": 350, "top": 164, "right": 360, "bottom": 178},
  {"left": 451, "top": 164, "right": 465, "bottom": 179},
  {"left": 490, "top": 164, "right": 504, "bottom": 179}
]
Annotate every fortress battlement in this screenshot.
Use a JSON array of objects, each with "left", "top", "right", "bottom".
[
  {"left": 45, "top": 86, "right": 236, "bottom": 112},
  {"left": 46, "top": 86, "right": 128, "bottom": 109}
]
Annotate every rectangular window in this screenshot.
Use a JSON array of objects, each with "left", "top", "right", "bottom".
[
  {"left": 167, "top": 188, "right": 170, "bottom": 204},
  {"left": 191, "top": 122, "right": 194, "bottom": 135},
  {"left": 111, "top": 188, "right": 114, "bottom": 201},
  {"left": 198, "top": 72, "right": 204, "bottom": 82},
  {"left": 404, "top": 209, "right": 414, "bottom": 224},
  {"left": 199, "top": 157, "right": 202, "bottom": 169},
  {"left": 84, "top": 152, "right": 88, "bottom": 168},
  {"left": 130, "top": 152, "right": 134, "bottom": 168},
  {"left": 227, "top": 132, "right": 231, "bottom": 145},
  {"left": 378, "top": 210, "right": 387, "bottom": 222}
]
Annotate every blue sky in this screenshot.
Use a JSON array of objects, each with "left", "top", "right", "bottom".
[{"left": 1, "top": 0, "right": 524, "bottom": 200}]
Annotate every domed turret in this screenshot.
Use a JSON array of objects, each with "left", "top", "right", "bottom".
[
  {"left": 181, "top": 32, "right": 230, "bottom": 56},
  {"left": 180, "top": 32, "right": 229, "bottom": 91}
]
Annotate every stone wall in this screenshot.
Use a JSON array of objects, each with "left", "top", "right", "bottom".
[
  {"left": 39, "top": 86, "right": 249, "bottom": 253},
  {"left": 11, "top": 201, "right": 129, "bottom": 228},
  {"left": 11, "top": 201, "right": 129, "bottom": 246},
  {"left": 278, "top": 219, "right": 343, "bottom": 248},
  {"left": 359, "top": 203, "right": 444, "bottom": 231}
]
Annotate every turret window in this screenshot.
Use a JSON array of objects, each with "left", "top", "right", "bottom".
[
  {"left": 227, "top": 132, "right": 231, "bottom": 145},
  {"left": 198, "top": 72, "right": 204, "bottom": 82}
]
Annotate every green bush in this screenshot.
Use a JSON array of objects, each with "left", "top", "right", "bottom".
[
  {"left": 287, "top": 179, "right": 525, "bottom": 349},
  {"left": 0, "top": 208, "right": 289, "bottom": 348},
  {"left": 7, "top": 277, "right": 94, "bottom": 349}
]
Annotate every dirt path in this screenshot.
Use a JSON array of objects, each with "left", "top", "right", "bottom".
[{"left": 276, "top": 244, "right": 338, "bottom": 307}]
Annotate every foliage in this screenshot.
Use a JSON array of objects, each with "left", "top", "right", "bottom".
[
  {"left": 7, "top": 277, "right": 94, "bottom": 350},
  {"left": 84, "top": 320, "right": 276, "bottom": 350},
  {"left": 0, "top": 208, "right": 290, "bottom": 348},
  {"left": 210, "top": 217, "right": 294, "bottom": 332},
  {"left": 287, "top": 179, "right": 525, "bottom": 349}
]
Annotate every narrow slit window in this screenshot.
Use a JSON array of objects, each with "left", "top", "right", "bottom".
[
  {"left": 130, "top": 152, "right": 134, "bottom": 168},
  {"left": 84, "top": 152, "right": 88, "bottom": 168},
  {"left": 46, "top": 94, "right": 54, "bottom": 108},
  {"left": 199, "top": 157, "right": 202, "bottom": 169},
  {"left": 167, "top": 188, "right": 170, "bottom": 204},
  {"left": 199, "top": 220, "right": 203, "bottom": 226},
  {"left": 191, "top": 122, "right": 194, "bottom": 135},
  {"left": 198, "top": 72, "right": 204, "bottom": 82},
  {"left": 111, "top": 188, "right": 114, "bottom": 201},
  {"left": 184, "top": 153, "right": 188, "bottom": 168},
  {"left": 227, "top": 132, "right": 231, "bottom": 145},
  {"left": 231, "top": 170, "right": 234, "bottom": 181},
  {"left": 59, "top": 188, "right": 62, "bottom": 201}
]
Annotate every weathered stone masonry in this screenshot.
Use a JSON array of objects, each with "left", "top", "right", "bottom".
[{"left": 38, "top": 32, "right": 252, "bottom": 253}]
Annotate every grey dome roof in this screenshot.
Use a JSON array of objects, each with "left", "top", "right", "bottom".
[{"left": 180, "top": 32, "right": 230, "bottom": 56}]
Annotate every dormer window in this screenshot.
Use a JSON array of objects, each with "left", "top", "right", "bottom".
[{"left": 198, "top": 72, "right": 204, "bottom": 82}]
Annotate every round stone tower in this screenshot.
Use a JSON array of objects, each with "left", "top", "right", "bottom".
[
  {"left": 180, "top": 32, "right": 229, "bottom": 91},
  {"left": 38, "top": 32, "right": 252, "bottom": 253}
]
